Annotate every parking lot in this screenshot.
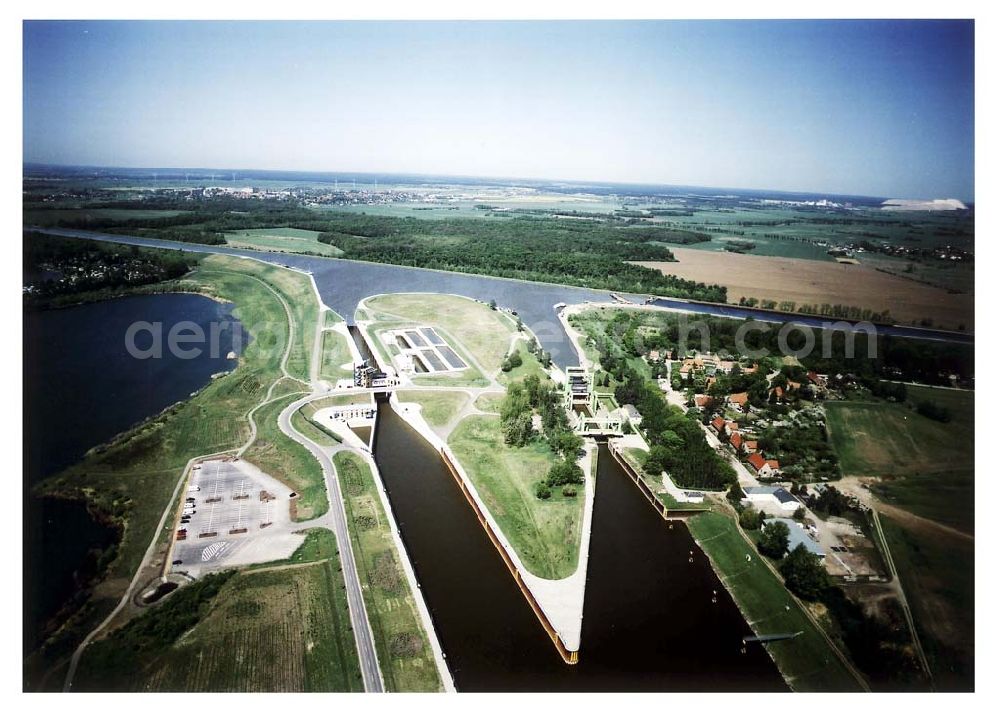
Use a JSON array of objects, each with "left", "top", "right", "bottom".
[{"left": 169, "top": 459, "right": 308, "bottom": 577}]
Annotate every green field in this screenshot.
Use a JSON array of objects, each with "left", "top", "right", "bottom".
[
  {"left": 319, "top": 329, "right": 354, "bottom": 382},
  {"left": 497, "top": 337, "right": 547, "bottom": 386},
  {"left": 474, "top": 392, "right": 504, "bottom": 413},
  {"left": 396, "top": 390, "right": 469, "bottom": 430},
  {"left": 332, "top": 452, "right": 443, "bottom": 692},
  {"left": 74, "top": 532, "right": 363, "bottom": 691},
  {"left": 448, "top": 415, "right": 580, "bottom": 580},
  {"left": 24, "top": 207, "right": 192, "bottom": 224},
  {"left": 826, "top": 387, "right": 973, "bottom": 477},
  {"left": 242, "top": 393, "right": 328, "bottom": 521},
  {"left": 881, "top": 517, "right": 974, "bottom": 690},
  {"left": 363, "top": 293, "right": 517, "bottom": 374},
  {"left": 869, "top": 470, "right": 973, "bottom": 534},
  {"left": 225, "top": 227, "right": 344, "bottom": 256},
  {"left": 291, "top": 407, "right": 342, "bottom": 448},
  {"left": 27, "top": 254, "right": 320, "bottom": 689},
  {"left": 686, "top": 511, "right": 862, "bottom": 692}
]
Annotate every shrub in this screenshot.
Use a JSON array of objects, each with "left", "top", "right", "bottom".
[
  {"left": 561, "top": 486, "right": 578, "bottom": 498},
  {"left": 535, "top": 483, "right": 552, "bottom": 500}
]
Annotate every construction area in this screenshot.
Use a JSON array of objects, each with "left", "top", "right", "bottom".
[{"left": 168, "top": 458, "right": 309, "bottom": 578}]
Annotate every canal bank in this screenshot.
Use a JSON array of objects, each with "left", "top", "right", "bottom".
[
  {"left": 372, "top": 397, "right": 784, "bottom": 691},
  {"left": 388, "top": 392, "right": 595, "bottom": 661}
]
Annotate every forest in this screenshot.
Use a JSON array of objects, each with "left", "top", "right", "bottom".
[{"left": 36, "top": 199, "right": 728, "bottom": 302}]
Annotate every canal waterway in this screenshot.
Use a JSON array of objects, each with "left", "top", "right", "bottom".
[{"left": 373, "top": 399, "right": 785, "bottom": 691}]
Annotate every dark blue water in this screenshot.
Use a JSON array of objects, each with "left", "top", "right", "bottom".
[{"left": 23, "top": 293, "right": 247, "bottom": 654}]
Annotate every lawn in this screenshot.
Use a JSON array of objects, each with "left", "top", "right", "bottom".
[
  {"left": 75, "top": 538, "right": 363, "bottom": 691},
  {"left": 319, "top": 329, "right": 354, "bottom": 382},
  {"left": 825, "top": 390, "right": 973, "bottom": 477},
  {"left": 291, "top": 407, "right": 342, "bottom": 448},
  {"left": 474, "top": 392, "right": 505, "bottom": 413},
  {"left": 242, "top": 393, "right": 328, "bottom": 521},
  {"left": 448, "top": 415, "right": 580, "bottom": 580},
  {"left": 396, "top": 390, "right": 469, "bottom": 430},
  {"left": 497, "top": 338, "right": 547, "bottom": 386},
  {"left": 225, "top": 227, "right": 344, "bottom": 257},
  {"left": 332, "top": 452, "right": 443, "bottom": 692},
  {"left": 880, "top": 517, "right": 974, "bottom": 690},
  {"left": 28, "top": 254, "right": 320, "bottom": 687},
  {"left": 686, "top": 511, "right": 862, "bottom": 692},
  {"left": 363, "top": 293, "right": 517, "bottom": 374}
]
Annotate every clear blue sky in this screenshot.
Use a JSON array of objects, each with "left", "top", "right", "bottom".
[{"left": 23, "top": 20, "right": 974, "bottom": 200}]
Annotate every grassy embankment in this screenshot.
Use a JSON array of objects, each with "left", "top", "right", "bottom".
[
  {"left": 474, "top": 392, "right": 505, "bottom": 413},
  {"left": 686, "top": 511, "right": 863, "bottom": 692},
  {"left": 225, "top": 227, "right": 344, "bottom": 257},
  {"left": 332, "top": 452, "right": 443, "bottom": 692},
  {"left": 449, "top": 415, "right": 576, "bottom": 579},
  {"left": 826, "top": 385, "right": 974, "bottom": 688},
  {"left": 27, "top": 253, "right": 323, "bottom": 689},
  {"left": 320, "top": 328, "right": 355, "bottom": 383},
  {"left": 74, "top": 529, "right": 363, "bottom": 691}
]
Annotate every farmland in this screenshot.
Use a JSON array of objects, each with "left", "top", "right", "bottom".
[
  {"left": 74, "top": 532, "right": 364, "bottom": 691},
  {"left": 636, "top": 248, "right": 973, "bottom": 330},
  {"left": 225, "top": 227, "right": 344, "bottom": 257},
  {"left": 880, "top": 517, "right": 974, "bottom": 690},
  {"left": 825, "top": 387, "right": 973, "bottom": 479},
  {"left": 332, "top": 452, "right": 443, "bottom": 692}
]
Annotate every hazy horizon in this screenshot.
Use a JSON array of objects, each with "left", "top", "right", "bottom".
[{"left": 23, "top": 20, "right": 975, "bottom": 201}]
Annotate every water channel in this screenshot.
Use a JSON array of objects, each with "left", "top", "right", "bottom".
[{"left": 372, "top": 399, "right": 785, "bottom": 691}]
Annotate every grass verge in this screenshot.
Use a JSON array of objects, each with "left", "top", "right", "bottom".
[
  {"left": 687, "top": 511, "right": 862, "bottom": 692},
  {"left": 333, "top": 452, "right": 443, "bottom": 692}
]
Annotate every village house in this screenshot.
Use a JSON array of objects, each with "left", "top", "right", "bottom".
[
  {"left": 747, "top": 452, "right": 781, "bottom": 478},
  {"left": 693, "top": 394, "right": 712, "bottom": 411},
  {"left": 729, "top": 431, "right": 743, "bottom": 452},
  {"left": 727, "top": 392, "right": 749, "bottom": 412},
  {"left": 710, "top": 415, "right": 726, "bottom": 435}
]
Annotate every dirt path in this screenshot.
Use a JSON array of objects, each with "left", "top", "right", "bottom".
[{"left": 837, "top": 476, "right": 973, "bottom": 543}]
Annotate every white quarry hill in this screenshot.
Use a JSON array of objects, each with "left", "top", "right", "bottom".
[{"left": 881, "top": 198, "right": 968, "bottom": 211}]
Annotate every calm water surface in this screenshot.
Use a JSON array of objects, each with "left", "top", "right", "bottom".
[
  {"left": 373, "top": 400, "right": 785, "bottom": 691},
  {"left": 23, "top": 293, "right": 247, "bottom": 653}
]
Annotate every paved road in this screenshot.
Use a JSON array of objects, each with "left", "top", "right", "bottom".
[{"left": 279, "top": 394, "right": 385, "bottom": 692}]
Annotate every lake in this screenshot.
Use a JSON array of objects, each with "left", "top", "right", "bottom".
[{"left": 23, "top": 292, "right": 247, "bottom": 654}]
